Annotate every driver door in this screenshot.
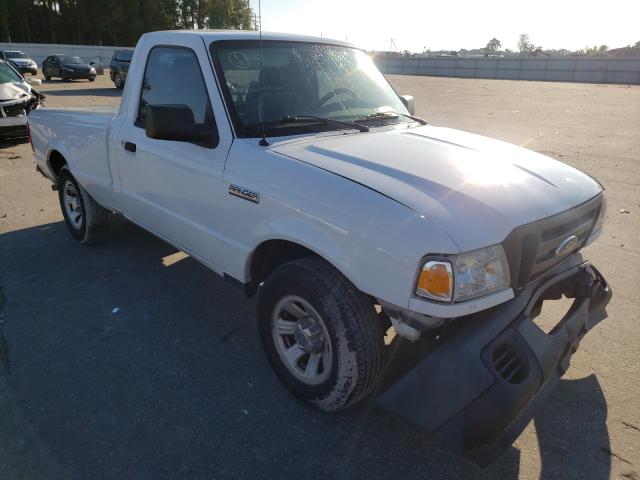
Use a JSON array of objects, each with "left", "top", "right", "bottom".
[{"left": 111, "top": 36, "right": 234, "bottom": 272}]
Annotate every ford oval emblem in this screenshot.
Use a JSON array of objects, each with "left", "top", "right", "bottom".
[{"left": 555, "top": 235, "right": 579, "bottom": 257}]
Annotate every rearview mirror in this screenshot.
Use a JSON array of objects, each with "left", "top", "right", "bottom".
[
  {"left": 145, "top": 104, "right": 218, "bottom": 146},
  {"left": 399, "top": 95, "right": 415, "bottom": 116}
]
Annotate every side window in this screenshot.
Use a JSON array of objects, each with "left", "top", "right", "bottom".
[{"left": 136, "top": 46, "right": 216, "bottom": 135}]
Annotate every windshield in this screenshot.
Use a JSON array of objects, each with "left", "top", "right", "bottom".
[
  {"left": 6, "top": 51, "right": 27, "bottom": 59},
  {"left": 117, "top": 51, "right": 133, "bottom": 61},
  {"left": 0, "top": 61, "right": 24, "bottom": 84},
  {"left": 210, "top": 40, "right": 409, "bottom": 137},
  {"left": 59, "top": 56, "right": 83, "bottom": 64}
]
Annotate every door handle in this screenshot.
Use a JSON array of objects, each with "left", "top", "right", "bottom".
[{"left": 124, "top": 141, "right": 136, "bottom": 153}]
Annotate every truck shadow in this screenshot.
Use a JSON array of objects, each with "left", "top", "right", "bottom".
[
  {"left": 0, "top": 138, "right": 29, "bottom": 149},
  {"left": 0, "top": 218, "right": 613, "bottom": 479}
]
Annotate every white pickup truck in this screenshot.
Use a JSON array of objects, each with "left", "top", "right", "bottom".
[{"left": 28, "top": 30, "right": 611, "bottom": 460}]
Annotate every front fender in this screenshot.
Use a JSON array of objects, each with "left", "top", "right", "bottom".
[{"left": 249, "top": 217, "right": 352, "bottom": 284}]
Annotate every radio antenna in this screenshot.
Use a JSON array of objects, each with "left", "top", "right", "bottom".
[{"left": 258, "top": 0, "right": 269, "bottom": 147}]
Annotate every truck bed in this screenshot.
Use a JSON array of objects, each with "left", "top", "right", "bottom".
[{"left": 28, "top": 105, "right": 118, "bottom": 208}]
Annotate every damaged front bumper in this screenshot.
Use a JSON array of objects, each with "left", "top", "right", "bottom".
[{"left": 377, "top": 253, "right": 611, "bottom": 465}]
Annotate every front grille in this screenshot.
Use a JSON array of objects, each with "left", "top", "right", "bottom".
[
  {"left": 503, "top": 194, "right": 602, "bottom": 289},
  {"left": 531, "top": 208, "right": 598, "bottom": 277}
]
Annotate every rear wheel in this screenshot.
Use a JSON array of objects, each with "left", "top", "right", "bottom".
[
  {"left": 57, "top": 169, "right": 109, "bottom": 244},
  {"left": 113, "top": 73, "right": 123, "bottom": 89},
  {"left": 258, "top": 257, "right": 386, "bottom": 411}
]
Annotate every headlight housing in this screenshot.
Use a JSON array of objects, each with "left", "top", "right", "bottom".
[
  {"left": 89, "top": 67, "right": 96, "bottom": 74},
  {"left": 416, "top": 244, "right": 511, "bottom": 303}
]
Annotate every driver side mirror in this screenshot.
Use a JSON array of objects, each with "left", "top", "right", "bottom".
[
  {"left": 399, "top": 95, "right": 415, "bottom": 116},
  {"left": 145, "top": 104, "right": 218, "bottom": 147}
]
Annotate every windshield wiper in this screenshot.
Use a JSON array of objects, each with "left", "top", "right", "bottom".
[
  {"left": 355, "top": 111, "right": 427, "bottom": 125},
  {"left": 281, "top": 115, "right": 370, "bottom": 133}
]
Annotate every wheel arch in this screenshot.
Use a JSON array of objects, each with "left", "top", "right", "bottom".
[
  {"left": 244, "top": 224, "right": 360, "bottom": 298},
  {"left": 47, "top": 149, "right": 68, "bottom": 179}
]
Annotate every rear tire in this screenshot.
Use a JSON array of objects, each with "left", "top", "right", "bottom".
[
  {"left": 114, "top": 73, "right": 123, "bottom": 89},
  {"left": 57, "top": 168, "right": 109, "bottom": 245},
  {"left": 258, "top": 257, "right": 386, "bottom": 411}
]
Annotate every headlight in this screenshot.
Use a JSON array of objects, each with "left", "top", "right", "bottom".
[
  {"left": 416, "top": 244, "right": 510, "bottom": 303},
  {"left": 416, "top": 260, "right": 454, "bottom": 301},
  {"left": 89, "top": 67, "right": 96, "bottom": 73}
]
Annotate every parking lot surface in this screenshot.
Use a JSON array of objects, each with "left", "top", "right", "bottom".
[{"left": 1, "top": 73, "right": 639, "bottom": 479}]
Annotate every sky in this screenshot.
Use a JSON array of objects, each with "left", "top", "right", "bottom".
[{"left": 249, "top": 0, "right": 640, "bottom": 52}]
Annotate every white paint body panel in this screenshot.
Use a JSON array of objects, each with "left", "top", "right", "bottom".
[{"left": 27, "top": 30, "right": 603, "bottom": 320}]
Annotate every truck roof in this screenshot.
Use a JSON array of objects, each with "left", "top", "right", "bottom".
[{"left": 146, "top": 29, "right": 354, "bottom": 48}]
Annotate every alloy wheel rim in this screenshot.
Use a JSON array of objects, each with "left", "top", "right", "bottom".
[
  {"left": 63, "top": 180, "right": 83, "bottom": 229},
  {"left": 271, "top": 295, "right": 333, "bottom": 385}
]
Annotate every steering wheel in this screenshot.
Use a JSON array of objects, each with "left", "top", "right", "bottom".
[{"left": 316, "top": 88, "right": 358, "bottom": 109}]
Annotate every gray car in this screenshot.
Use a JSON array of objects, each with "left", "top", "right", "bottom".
[{"left": 0, "top": 50, "right": 38, "bottom": 75}]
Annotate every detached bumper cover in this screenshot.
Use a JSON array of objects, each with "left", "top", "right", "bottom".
[{"left": 377, "top": 254, "right": 611, "bottom": 464}]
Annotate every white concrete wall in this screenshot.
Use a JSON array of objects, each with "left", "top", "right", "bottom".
[
  {"left": 5, "top": 42, "right": 639, "bottom": 85},
  {"left": 0, "top": 42, "right": 133, "bottom": 66},
  {"left": 375, "top": 56, "right": 640, "bottom": 85}
]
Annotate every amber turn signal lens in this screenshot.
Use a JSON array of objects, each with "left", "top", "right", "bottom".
[{"left": 417, "top": 261, "right": 453, "bottom": 301}]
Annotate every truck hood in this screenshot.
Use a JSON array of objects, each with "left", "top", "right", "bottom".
[{"left": 272, "top": 126, "right": 602, "bottom": 251}]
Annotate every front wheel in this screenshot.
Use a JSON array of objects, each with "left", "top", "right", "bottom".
[
  {"left": 89, "top": 77, "right": 95, "bottom": 82},
  {"left": 57, "top": 169, "right": 109, "bottom": 244},
  {"left": 258, "top": 257, "right": 386, "bottom": 411}
]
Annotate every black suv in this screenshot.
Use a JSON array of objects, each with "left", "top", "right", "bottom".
[{"left": 109, "top": 49, "right": 133, "bottom": 89}]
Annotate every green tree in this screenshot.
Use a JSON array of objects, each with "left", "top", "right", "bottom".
[
  {"left": 0, "top": 0, "right": 254, "bottom": 46},
  {"left": 518, "top": 33, "right": 533, "bottom": 54},
  {"left": 584, "top": 45, "right": 609, "bottom": 56},
  {"left": 484, "top": 37, "right": 501, "bottom": 55},
  {"left": 204, "top": 0, "right": 254, "bottom": 30}
]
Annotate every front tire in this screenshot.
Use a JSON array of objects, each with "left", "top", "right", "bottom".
[
  {"left": 258, "top": 257, "right": 386, "bottom": 411},
  {"left": 57, "top": 169, "right": 109, "bottom": 244}
]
